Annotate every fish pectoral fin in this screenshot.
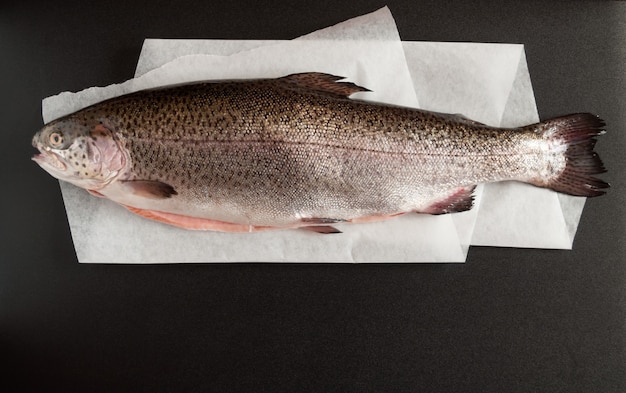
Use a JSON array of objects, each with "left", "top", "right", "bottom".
[
  {"left": 87, "top": 189, "right": 106, "bottom": 198},
  {"left": 422, "top": 186, "right": 477, "bottom": 215},
  {"left": 279, "top": 72, "right": 371, "bottom": 98},
  {"left": 301, "top": 225, "right": 343, "bottom": 234},
  {"left": 121, "top": 180, "right": 177, "bottom": 199}
]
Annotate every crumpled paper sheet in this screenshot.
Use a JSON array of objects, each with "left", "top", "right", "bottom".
[{"left": 42, "top": 7, "right": 588, "bottom": 262}]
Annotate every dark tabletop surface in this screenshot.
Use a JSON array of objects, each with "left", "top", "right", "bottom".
[{"left": 2, "top": 1, "right": 625, "bottom": 392}]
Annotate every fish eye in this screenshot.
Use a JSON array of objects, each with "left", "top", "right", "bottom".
[{"left": 49, "top": 132, "right": 64, "bottom": 148}]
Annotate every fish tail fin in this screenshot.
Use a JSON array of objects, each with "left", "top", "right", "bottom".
[{"left": 531, "top": 113, "right": 608, "bottom": 197}]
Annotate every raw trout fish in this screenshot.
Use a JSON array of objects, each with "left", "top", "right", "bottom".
[{"left": 32, "top": 73, "right": 608, "bottom": 233}]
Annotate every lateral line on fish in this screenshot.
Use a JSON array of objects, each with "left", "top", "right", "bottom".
[{"left": 127, "top": 136, "right": 548, "bottom": 157}]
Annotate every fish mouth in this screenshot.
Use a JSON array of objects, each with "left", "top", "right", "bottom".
[{"left": 32, "top": 148, "right": 67, "bottom": 171}]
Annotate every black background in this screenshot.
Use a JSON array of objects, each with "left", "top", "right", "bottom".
[{"left": 2, "top": 1, "right": 625, "bottom": 392}]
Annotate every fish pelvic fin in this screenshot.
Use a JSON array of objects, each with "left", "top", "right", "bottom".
[
  {"left": 532, "top": 113, "right": 608, "bottom": 197},
  {"left": 279, "top": 72, "right": 370, "bottom": 98},
  {"left": 301, "top": 225, "right": 342, "bottom": 234},
  {"left": 298, "top": 217, "right": 345, "bottom": 234}
]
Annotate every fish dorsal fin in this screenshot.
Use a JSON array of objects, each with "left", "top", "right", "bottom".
[{"left": 278, "top": 72, "right": 370, "bottom": 98}]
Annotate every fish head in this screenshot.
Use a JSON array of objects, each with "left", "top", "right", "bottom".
[{"left": 32, "top": 117, "right": 127, "bottom": 190}]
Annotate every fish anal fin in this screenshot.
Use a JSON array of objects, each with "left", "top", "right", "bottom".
[
  {"left": 279, "top": 72, "right": 370, "bottom": 98},
  {"left": 423, "top": 186, "right": 476, "bottom": 215},
  {"left": 121, "top": 180, "right": 177, "bottom": 199},
  {"left": 121, "top": 205, "right": 276, "bottom": 232}
]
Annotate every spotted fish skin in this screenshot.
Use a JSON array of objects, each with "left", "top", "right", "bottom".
[{"left": 32, "top": 73, "right": 608, "bottom": 231}]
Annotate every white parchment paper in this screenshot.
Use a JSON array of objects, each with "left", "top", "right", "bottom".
[{"left": 42, "top": 7, "right": 587, "bottom": 262}]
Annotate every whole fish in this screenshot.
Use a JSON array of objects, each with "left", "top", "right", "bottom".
[{"left": 32, "top": 73, "right": 608, "bottom": 233}]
